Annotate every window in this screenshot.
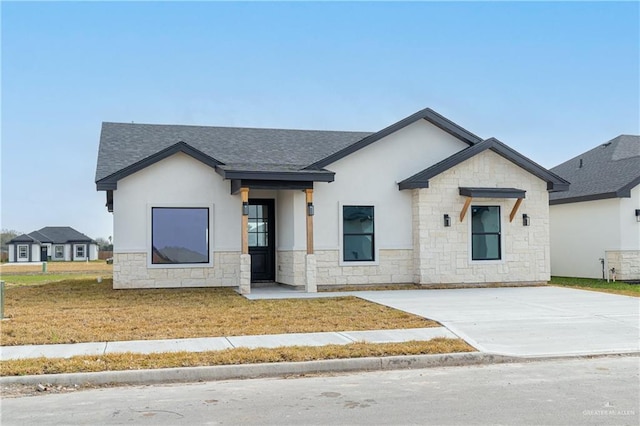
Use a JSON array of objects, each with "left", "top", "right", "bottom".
[
  {"left": 152, "top": 207, "right": 209, "bottom": 264},
  {"left": 248, "top": 204, "right": 268, "bottom": 247},
  {"left": 471, "top": 206, "right": 501, "bottom": 261},
  {"left": 18, "top": 245, "right": 28, "bottom": 259},
  {"left": 343, "top": 206, "right": 375, "bottom": 262},
  {"left": 75, "top": 245, "right": 85, "bottom": 258},
  {"left": 54, "top": 245, "right": 65, "bottom": 259}
]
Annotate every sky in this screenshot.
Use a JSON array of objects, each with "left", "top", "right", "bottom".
[{"left": 1, "top": 1, "right": 638, "bottom": 241}]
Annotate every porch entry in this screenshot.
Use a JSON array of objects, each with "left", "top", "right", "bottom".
[{"left": 248, "top": 199, "right": 275, "bottom": 282}]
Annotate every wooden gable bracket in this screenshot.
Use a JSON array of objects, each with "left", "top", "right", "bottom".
[
  {"left": 509, "top": 198, "right": 524, "bottom": 222},
  {"left": 460, "top": 197, "right": 472, "bottom": 222}
]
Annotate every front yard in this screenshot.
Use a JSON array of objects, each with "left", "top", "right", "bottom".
[{"left": 0, "top": 278, "right": 473, "bottom": 376}]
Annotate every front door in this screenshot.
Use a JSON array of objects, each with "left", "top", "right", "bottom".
[
  {"left": 40, "top": 246, "right": 48, "bottom": 262},
  {"left": 248, "top": 199, "right": 275, "bottom": 282}
]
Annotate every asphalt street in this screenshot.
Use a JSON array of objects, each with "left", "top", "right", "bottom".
[{"left": 2, "top": 356, "right": 638, "bottom": 425}]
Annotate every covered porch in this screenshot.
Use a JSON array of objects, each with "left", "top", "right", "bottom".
[{"left": 218, "top": 168, "right": 333, "bottom": 294}]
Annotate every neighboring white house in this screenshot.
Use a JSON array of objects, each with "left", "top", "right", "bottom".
[
  {"left": 95, "top": 107, "right": 569, "bottom": 292},
  {"left": 550, "top": 135, "right": 640, "bottom": 281},
  {"left": 7, "top": 227, "right": 99, "bottom": 263}
]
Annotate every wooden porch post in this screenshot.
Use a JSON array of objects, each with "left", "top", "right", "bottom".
[
  {"left": 305, "top": 189, "right": 314, "bottom": 255},
  {"left": 240, "top": 187, "right": 249, "bottom": 255}
]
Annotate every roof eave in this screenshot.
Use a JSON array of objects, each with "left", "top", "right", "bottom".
[
  {"left": 217, "top": 168, "right": 335, "bottom": 183},
  {"left": 549, "top": 192, "right": 620, "bottom": 205}
]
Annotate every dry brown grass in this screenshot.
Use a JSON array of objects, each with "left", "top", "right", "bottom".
[
  {"left": 0, "top": 339, "right": 474, "bottom": 376},
  {"left": 0, "top": 261, "right": 112, "bottom": 275},
  {"left": 1, "top": 279, "right": 436, "bottom": 346}
]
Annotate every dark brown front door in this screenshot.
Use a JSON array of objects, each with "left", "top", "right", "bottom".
[{"left": 248, "top": 199, "right": 275, "bottom": 282}]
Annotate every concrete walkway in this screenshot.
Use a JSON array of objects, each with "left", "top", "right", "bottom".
[
  {"left": 0, "top": 327, "right": 455, "bottom": 361},
  {"left": 248, "top": 286, "right": 640, "bottom": 358}
]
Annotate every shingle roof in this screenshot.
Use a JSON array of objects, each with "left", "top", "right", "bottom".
[
  {"left": 95, "top": 123, "right": 372, "bottom": 182},
  {"left": 26, "top": 227, "right": 95, "bottom": 244},
  {"left": 398, "top": 138, "right": 570, "bottom": 192},
  {"left": 95, "top": 108, "right": 485, "bottom": 189},
  {"left": 549, "top": 135, "right": 640, "bottom": 204},
  {"left": 8, "top": 234, "right": 41, "bottom": 244}
]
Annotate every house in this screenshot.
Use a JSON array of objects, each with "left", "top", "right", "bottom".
[
  {"left": 95, "top": 107, "right": 569, "bottom": 292},
  {"left": 7, "top": 227, "right": 99, "bottom": 263},
  {"left": 549, "top": 135, "right": 640, "bottom": 281}
]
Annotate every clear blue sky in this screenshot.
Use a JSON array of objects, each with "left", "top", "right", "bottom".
[{"left": 2, "top": 1, "right": 638, "bottom": 240}]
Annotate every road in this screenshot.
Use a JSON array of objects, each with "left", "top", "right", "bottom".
[{"left": 2, "top": 356, "right": 638, "bottom": 425}]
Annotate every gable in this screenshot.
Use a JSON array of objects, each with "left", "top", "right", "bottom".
[
  {"left": 327, "top": 119, "right": 473, "bottom": 182},
  {"left": 399, "top": 138, "right": 569, "bottom": 192},
  {"left": 305, "top": 108, "right": 482, "bottom": 169}
]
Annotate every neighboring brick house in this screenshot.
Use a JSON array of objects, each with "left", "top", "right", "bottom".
[
  {"left": 7, "top": 227, "right": 99, "bottom": 263},
  {"left": 550, "top": 135, "right": 640, "bottom": 281},
  {"left": 95, "top": 107, "right": 568, "bottom": 292}
]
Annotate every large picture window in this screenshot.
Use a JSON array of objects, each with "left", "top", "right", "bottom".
[
  {"left": 152, "top": 207, "right": 209, "bottom": 264},
  {"left": 343, "top": 206, "right": 375, "bottom": 262},
  {"left": 471, "top": 206, "right": 501, "bottom": 261}
]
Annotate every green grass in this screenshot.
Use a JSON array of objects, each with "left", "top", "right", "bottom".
[
  {"left": 0, "top": 274, "right": 104, "bottom": 286},
  {"left": 550, "top": 276, "right": 639, "bottom": 297}
]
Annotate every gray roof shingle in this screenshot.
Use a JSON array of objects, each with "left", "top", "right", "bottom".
[
  {"left": 95, "top": 108, "right": 486, "bottom": 187},
  {"left": 549, "top": 135, "right": 640, "bottom": 204},
  {"left": 95, "top": 123, "right": 372, "bottom": 182},
  {"left": 8, "top": 227, "right": 95, "bottom": 244}
]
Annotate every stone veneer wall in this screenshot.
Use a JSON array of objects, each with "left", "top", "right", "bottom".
[
  {"left": 112, "top": 252, "right": 240, "bottom": 289},
  {"left": 413, "top": 150, "right": 551, "bottom": 285},
  {"left": 314, "top": 249, "right": 413, "bottom": 286},
  {"left": 276, "top": 250, "right": 307, "bottom": 286},
  {"left": 606, "top": 250, "right": 640, "bottom": 281}
]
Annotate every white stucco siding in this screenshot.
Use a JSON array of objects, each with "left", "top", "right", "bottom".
[
  {"left": 8, "top": 245, "right": 15, "bottom": 262},
  {"left": 89, "top": 243, "right": 99, "bottom": 260},
  {"left": 275, "top": 190, "right": 306, "bottom": 251},
  {"left": 113, "top": 152, "right": 239, "bottom": 253},
  {"left": 31, "top": 244, "right": 41, "bottom": 262},
  {"left": 550, "top": 199, "right": 622, "bottom": 279},
  {"left": 414, "top": 150, "right": 551, "bottom": 284},
  {"left": 550, "top": 184, "right": 640, "bottom": 279},
  {"left": 619, "top": 184, "right": 640, "bottom": 250},
  {"left": 314, "top": 119, "right": 469, "bottom": 251}
]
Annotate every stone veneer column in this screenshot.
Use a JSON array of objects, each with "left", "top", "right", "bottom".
[
  {"left": 412, "top": 189, "right": 428, "bottom": 284},
  {"left": 305, "top": 254, "right": 317, "bottom": 292},
  {"left": 239, "top": 254, "right": 251, "bottom": 294}
]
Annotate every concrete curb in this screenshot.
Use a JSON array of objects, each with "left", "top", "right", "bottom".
[
  {"left": 0, "top": 352, "right": 527, "bottom": 387},
  {"left": 2, "top": 352, "right": 637, "bottom": 388}
]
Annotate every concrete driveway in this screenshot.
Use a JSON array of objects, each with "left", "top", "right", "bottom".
[{"left": 352, "top": 286, "right": 640, "bottom": 357}]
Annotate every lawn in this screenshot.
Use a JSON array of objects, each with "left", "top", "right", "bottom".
[
  {"left": 0, "top": 260, "right": 112, "bottom": 276},
  {"left": 550, "top": 276, "right": 640, "bottom": 297},
  {"left": 1, "top": 279, "right": 437, "bottom": 346},
  {"left": 1, "top": 339, "right": 474, "bottom": 376}
]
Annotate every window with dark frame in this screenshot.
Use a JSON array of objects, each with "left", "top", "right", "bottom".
[
  {"left": 471, "top": 206, "right": 501, "bottom": 261},
  {"left": 152, "top": 207, "right": 209, "bottom": 264},
  {"left": 343, "top": 206, "right": 375, "bottom": 262},
  {"left": 75, "top": 245, "right": 85, "bottom": 258},
  {"left": 247, "top": 205, "right": 268, "bottom": 248},
  {"left": 54, "top": 245, "right": 64, "bottom": 259},
  {"left": 18, "top": 245, "right": 28, "bottom": 259}
]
